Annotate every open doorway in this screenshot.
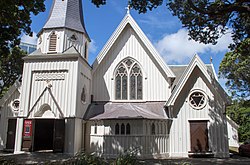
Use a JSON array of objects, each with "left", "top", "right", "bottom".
[
  {"left": 22, "top": 119, "right": 65, "bottom": 152},
  {"left": 33, "top": 119, "right": 54, "bottom": 151}
]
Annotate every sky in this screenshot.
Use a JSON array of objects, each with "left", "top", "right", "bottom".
[{"left": 21, "top": 0, "right": 233, "bottom": 89}]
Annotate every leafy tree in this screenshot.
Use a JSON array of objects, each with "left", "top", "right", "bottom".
[
  {"left": 91, "top": 0, "right": 250, "bottom": 97},
  {"left": 227, "top": 100, "right": 250, "bottom": 142},
  {"left": 0, "top": 47, "right": 26, "bottom": 98},
  {"left": 219, "top": 38, "right": 250, "bottom": 98},
  {"left": 0, "top": 0, "right": 45, "bottom": 98}
]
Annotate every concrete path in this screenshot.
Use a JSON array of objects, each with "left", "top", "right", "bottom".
[
  {"left": 1, "top": 152, "right": 250, "bottom": 164},
  {"left": 141, "top": 155, "right": 250, "bottom": 165}
]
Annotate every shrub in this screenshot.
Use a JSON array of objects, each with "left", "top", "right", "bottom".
[{"left": 112, "top": 149, "right": 141, "bottom": 165}]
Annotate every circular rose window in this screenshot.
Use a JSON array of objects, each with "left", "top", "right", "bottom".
[
  {"left": 189, "top": 90, "right": 206, "bottom": 110},
  {"left": 11, "top": 99, "right": 20, "bottom": 111}
]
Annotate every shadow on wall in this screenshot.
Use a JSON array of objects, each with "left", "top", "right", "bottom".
[
  {"left": 87, "top": 120, "right": 169, "bottom": 159},
  {"left": 208, "top": 91, "right": 229, "bottom": 157},
  {"left": 169, "top": 67, "right": 229, "bottom": 157}
]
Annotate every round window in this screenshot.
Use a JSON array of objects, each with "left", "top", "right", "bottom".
[
  {"left": 189, "top": 90, "right": 206, "bottom": 110},
  {"left": 11, "top": 99, "right": 20, "bottom": 111}
]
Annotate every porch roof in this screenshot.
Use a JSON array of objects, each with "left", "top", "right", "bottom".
[{"left": 84, "top": 102, "right": 168, "bottom": 120}]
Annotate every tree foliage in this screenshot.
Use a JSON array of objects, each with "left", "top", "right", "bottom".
[
  {"left": 0, "top": 0, "right": 45, "bottom": 98},
  {"left": 0, "top": 47, "right": 26, "bottom": 98},
  {"left": 219, "top": 38, "right": 250, "bottom": 98},
  {"left": 166, "top": 0, "right": 250, "bottom": 97},
  {"left": 91, "top": 0, "right": 250, "bottom": 97},
  {"left": 227, "top": 100, "right": 250, "bottom": 142}
]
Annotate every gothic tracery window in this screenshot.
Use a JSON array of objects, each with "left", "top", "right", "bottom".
[{"left": 115, "top": 58, "right": 143, "bottom": 100}]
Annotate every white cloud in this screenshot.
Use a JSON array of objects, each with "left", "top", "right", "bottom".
[
  {"left": 21, "top": 32, "right": 38, "bottom": 45},
  {"left": 89, "top": 39, "right": 97, "bottom": 54},
  {"left": 140, "top": 15, "right": 174, "bottom": 29},
  {"left": 155, "top": 28, "right": 233, "bottom": 64}
]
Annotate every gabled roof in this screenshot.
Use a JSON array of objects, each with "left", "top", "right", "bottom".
[
  {"left": 92, "top": 13, "right": 175, "bottom": 78},
  {"left": 166, "top": 54, "right": 225, "bottom": 107},
  {"left": 169, "top": 64, "right": 217, "bottom": 88},
  {"left": 0, "top": 81, "right": 21, "bottom": 107},
  {"left": 41, "top": 0, "right": 90, "bottom": 40}
]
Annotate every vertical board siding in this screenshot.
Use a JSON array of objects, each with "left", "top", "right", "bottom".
[
  {"left": 37, "top": 29, "right": 87, "bottom": 59},
  {"left": 20, "top": 60, "right": 78, "bottom": 118},
  {"left": 93, "top": 26, "right": 171, "bottom": 102},
  {"left": 85, "top": 120, "right": 169, "bottom": 158},
  {"left": 0, "top": 90, "right": 20, "bottom": 150},
  {"left": 76, "top": 60, "right": 92, "bottom": 118},
  {"left": 169, "top": 69, "right": 229, "bottom": 157}
]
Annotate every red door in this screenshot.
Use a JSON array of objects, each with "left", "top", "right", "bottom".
[
  {"left": 190, "top": 121, "right": 209, "bottom": 152},
  {"left": 22, "top": 119, "right": 34, "bottom": 151}
]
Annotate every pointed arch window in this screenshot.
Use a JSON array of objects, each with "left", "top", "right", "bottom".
[
  {"left": 115, "top": 64, "right": 128, "bottom": 100},
  {"left": 115, "top": 123, "right": 119, "bottom": 135},
  {"left": 49, "top": 32, "right": 57, "bottom": 52},
  {"left": 121, "top": 123, "right": 125, "bottom": 135},
  {"left": 126, "top": 123, "right": 130, "bottom": 135},
  {"left": 115, "top": 58, "right": 143, "bottom": 100},
  {"left": 81, "top": 86, "right": 86, "bottom": 103},
  {"left": 151, "top": 123, "right": 155, "bottom": 135},
  {"left": 94, "top": 123, "right": 97, "bottom": 134}
]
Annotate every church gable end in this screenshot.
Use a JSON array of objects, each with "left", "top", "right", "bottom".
[{"left": 92, "top": 14, "right": 175, "bottom": 102}]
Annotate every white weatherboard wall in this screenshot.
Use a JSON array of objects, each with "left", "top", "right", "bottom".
[
  {"left": 76, "top": 59, "right": 92, "bottom": 118},
  {"left": 85, "top": 120, "right": 169, "bottom": 159},
  {"left": 17, "top": 56, "right": 83, "bottom": 154},
  {"left": 169, "top": 67, "right": 229, "bottom": 158},
  {"left": 65, "top": 118, "right": 83, "bottom": 153},
  {"left": 92, "top": 25, "right": 171, "bottom": 102},
  {"left": 37, "top": 29, "right": 88, "bottom": 59},
  {"left": 0, "top": 89, "right": 20, "bottom": 150},
  {"left": 227, "top": 117, "right": 239, "bottom": 148},
  {"left": 19, "top": 58, "right": 78, "bottom": 118}
]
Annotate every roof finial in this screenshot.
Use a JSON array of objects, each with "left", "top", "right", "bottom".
[
  {"left": 210, "top": 56, "right": 213, "bottom": 64},
  {"left": 125, "top": 3, "right": 131, "bottom": 14}
]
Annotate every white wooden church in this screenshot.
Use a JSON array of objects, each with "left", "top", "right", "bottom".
[{"left": 0, "top": 0, "right": 230, "bottom": 158}]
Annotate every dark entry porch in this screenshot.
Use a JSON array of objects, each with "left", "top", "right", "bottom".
[{"left": 22, "top": 119, "right": 65, "bottom": 153}]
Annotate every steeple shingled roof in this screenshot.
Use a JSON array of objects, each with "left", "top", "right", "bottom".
[{"left": 43, "top": 0, "right": 89, "bottom": 39}]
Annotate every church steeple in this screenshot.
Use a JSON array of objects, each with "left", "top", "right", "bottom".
[
  {"left": 37, "top": 0, "right": 90, "bottom": 60},
  {"left": 43, "top": 0, "right": 89, "bottom": 37}
]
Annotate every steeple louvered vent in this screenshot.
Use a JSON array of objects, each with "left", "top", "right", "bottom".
[{"left": 49, "top": 32, "right": 57, "bottom": 52}]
